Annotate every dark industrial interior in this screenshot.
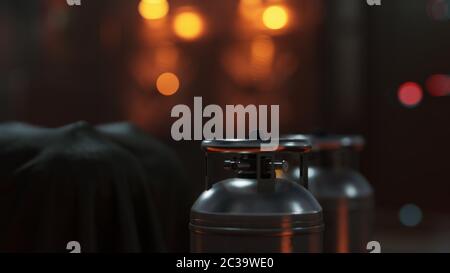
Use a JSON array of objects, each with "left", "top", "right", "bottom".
[{"left": 0, "top": 0, "right": 449, "bottom": 253}]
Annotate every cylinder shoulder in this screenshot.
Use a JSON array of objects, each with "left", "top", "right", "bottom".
[
  {"left": 192, "top": 178, "right": 322, "bottom": 216},
  {"left": 308, "top": 167, "right": 373, "bottom": 199}
]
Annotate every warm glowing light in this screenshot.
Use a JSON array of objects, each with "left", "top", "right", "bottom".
[
  {"left": 156, "top": 72, "right": 180, "bottom": 96},
  {"left": 426, "top": 74, "right": 450, "bottom": 96},
  {"left": 250, "top": 35, "right": 275, "bottom": 79},
  {"left": 262, "top": 5, "right": 288, "bottom": 30},
  {"left": 155, "top": 44, "right": 179, "bottom": 69},
  {"left": 251, "top": 35, "right": 275, "bottom": 58},
  {"left": 239, "top": 0, "right": 262, "bottom": 20},
  {"left": 241, "top": 0, "right": 261, "bottom": 6},
  {"left": 138, "top": 0, "right": 169, "bottom": 20},
  {"left": 173, "top": 11, "right": 204, "bottom": 40},
  {"left": 398, "top": 82, "right": 423, "bottom": 107}
]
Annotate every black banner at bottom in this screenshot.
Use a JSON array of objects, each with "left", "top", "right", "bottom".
[{"left": 0, "top": 253, "right": 442, "bottom": 272}]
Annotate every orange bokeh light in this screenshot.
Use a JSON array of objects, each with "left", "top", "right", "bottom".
[
  {"left": 239, "top": 0, "right": 263, "bottom": 20},
  {"left": 156, "top": 72, "right": 180, "bottom": 96},
  {"left": 250, "top": 35, "right": 275, "bottom": 80}
]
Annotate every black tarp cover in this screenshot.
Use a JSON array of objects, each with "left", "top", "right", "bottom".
[{"left": 0, "top": 121, "right": 189, "bottom": 252}]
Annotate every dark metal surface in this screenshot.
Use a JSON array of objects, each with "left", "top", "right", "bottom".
[
  {"left": 190, "top": 178, "right": 323, "bottom": 253},
  {"left": 191, "top": 138, "right": 323, "bottom": 253},
  {"left": 308, "top": 167, "right": 374, "bottom": 253},
  {"left": 283, "top": 134, "right": 374, "bottom": 253},
  {"left": 284, "top": 134, "right": 365, "bottom": 151},
  {"left": 201, "top": 138, "right": 312, "bottom": 154}
]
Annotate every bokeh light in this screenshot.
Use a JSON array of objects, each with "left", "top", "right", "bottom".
[
  {"left": 398, "top": 82, "right": 423, "bottom": 108},
  {"left": 427, "top": 0, "right": 449, "bottom": 21},
  {"left": 399, "top": 204, "right": 423, "bottom": 227},
  {"left": 138, "top": 0, "right": 169, "bottom": 20},
  {"left": 426, "top": 74, "right": 450, "bottom": 96},
  {"left": 156, "top": 72, "right": 180, "bottom": 96},
  {"left": 262, "top": 5, "right": 289, "bottom": 30},
  {"left": 239, "top": 0, "right": 263, "bottom": 20},
  {"left": 250, "top": 35, "right": 275, "bottom": 80},
  {"left": 155, "top": 44, "right": 179, "bottom": 69},
  {"left": 173, "top": 11, "right": 204, "bottom": 40}
]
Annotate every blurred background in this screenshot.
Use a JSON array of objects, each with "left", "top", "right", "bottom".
[{"left": 0, "top": 0, "right": 449, "bottom": 252}]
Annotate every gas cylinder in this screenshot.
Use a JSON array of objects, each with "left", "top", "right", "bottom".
[
  {"left": 190, "top": 139, "right": 324, "bottom": 253},
  {"left": 283, "top": 134, "right": 374, "bottom": 253}
]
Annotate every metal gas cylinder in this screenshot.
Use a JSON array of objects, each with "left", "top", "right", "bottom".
[
  {"left": 190, "top": 139, "right": 324, "bottom": 253},
  {"left": 283, "top": 134, "right": 374, "bottom": 253}
]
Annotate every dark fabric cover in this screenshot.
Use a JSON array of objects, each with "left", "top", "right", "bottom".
[
  {"left": 0, "top": 121, "right": 186, "bottom": 252},
  {"left": 97, "top": 123, "right": 191, "bottom": 252}
]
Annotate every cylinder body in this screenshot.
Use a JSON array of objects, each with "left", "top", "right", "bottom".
[
  {"left": 308, "top": 165, "right": 374, "bottom": 253},
  {"left": 190, "top": 178, "right": 323, "bottom": 253},
  {"left": 284, "top": 137, "right": 374, "bottom": 253}
]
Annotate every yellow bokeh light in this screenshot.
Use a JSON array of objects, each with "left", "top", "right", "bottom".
[
  {"left": 262, "top": 5, "right": 288, "bottom": 30},
  {"left": 173, "top": 11, "right": 204, "bottom": 40},
  {"left": 138, "top": 0, "right": 169, "bottom": 20},
  {"left": 156, "top": 72, "right": 180, "bottom": 96}
]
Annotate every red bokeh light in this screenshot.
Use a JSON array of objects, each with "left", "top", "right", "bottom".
[
  {"left": 426, "top": 74, "right": 450, "bottom": 97},
  {"left": 398, "top": 82, "right": 423, "bottom": 107}
]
